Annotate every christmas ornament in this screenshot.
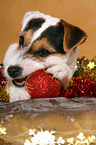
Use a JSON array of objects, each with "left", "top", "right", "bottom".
[
  {"left": 74, "top": 56, "right": 96, "bottom": 84},
  {"left": 62, "top": 77, "right": 96, "bottom": 98},
  {"left": 0, "top": 85, "right": 9, "bottom": 102},
  {"left": 0, "top": 64, "right": 9, "bottom": 102},
  {"left": 0, "top": 64, "right": 7, "bottom": 86},
  {"left": 25, "top": 69, "right": 61, "bottom": 98},
  {"left": 61, "top": 56, "right": 96, "bottom": 98}
]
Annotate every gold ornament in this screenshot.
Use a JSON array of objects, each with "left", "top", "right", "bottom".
[{"left": 0, "top": 85, "right": 9, "bottom": 102}]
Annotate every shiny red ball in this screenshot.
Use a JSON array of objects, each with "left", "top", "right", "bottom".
[{"left": 25, "top": 69, "right": 61, "bottom": 98}]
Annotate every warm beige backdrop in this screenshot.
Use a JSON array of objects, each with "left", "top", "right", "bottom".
[{"left": 0, "top": 0, "right": 96, "bottom": 62}]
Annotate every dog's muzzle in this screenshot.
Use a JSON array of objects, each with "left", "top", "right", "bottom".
[{"left": 7, "top": 65, "right": 27, "bottom": 87}]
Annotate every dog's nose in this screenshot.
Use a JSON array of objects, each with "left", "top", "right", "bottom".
[{"left": 7, "top": 65, "right": 22, "bottom": 78}]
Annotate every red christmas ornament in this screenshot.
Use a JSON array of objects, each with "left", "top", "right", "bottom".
[
  {"left": 0, "top": 64, "right": 7, "bottom": 86},
  {"left": 25, "top": 69, "right": 61, "bottom": 98}
]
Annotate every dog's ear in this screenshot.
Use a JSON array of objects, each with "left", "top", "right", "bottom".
[{"left": 62, "top": 21, "right": 87, "bottom": 53}]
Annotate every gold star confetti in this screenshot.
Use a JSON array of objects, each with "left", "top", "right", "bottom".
[
  {"left": 0, "top": 127, "right": 6, "bottom": 135},
  {"left": 87, "top": 62, "right": 96, "bottom": 69},
  {"left": 73, "top": 56, "right": 96, "bottom": 84},
  {"left": 67, "top": 137, "right": 74, "bottom": 144},
  {"left": 88, "top": 135, "right": 96, "bottom": 143}
]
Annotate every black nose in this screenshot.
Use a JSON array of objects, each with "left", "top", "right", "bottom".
[{"left": 7, "top": 65, "right": 22, "bottom": 78}]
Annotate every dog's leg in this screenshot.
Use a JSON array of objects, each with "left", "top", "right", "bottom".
[{"left": 44, "top": 48, "right": 78, "bottom": 89}]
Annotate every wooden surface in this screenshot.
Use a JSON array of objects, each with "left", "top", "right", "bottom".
[{"left": 0, "top": 0, "right": 96, "bottom": 62}]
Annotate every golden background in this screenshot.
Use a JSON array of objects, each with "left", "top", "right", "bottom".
[{"left": 0, "top": 0, "right": 96, "bottom": 62}]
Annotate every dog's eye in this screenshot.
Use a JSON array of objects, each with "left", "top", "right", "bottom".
[
  {"left": 34, "top": 48, "right": 53, "bottom": 57},
  {"left": 19, "top": 36, "right": 24, "bottom": 48}
]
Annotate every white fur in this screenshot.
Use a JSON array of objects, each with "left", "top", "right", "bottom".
[
  {"left": 4, "top": 43, "right": 19, "bottom": 80},
  {"left": 45, "top": 48, "right": 78, "bottom": 88},
  {"left": 4, "top": 43, "right": 45, "bottom": 80},
  {"left": 3, "top": 43, "right": 45, "bottom": 102},
  {"left": 6, "top": 80, "right": 30, "bottom": 102},
  {"left": 3, "top": 11, "right": 78, "bottom": 102}
]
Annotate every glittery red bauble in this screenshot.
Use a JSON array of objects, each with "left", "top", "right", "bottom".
[{"left": 25, "top": 69, "right": 61, "bottom": 98}]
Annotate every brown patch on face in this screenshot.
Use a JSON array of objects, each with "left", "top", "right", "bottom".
[
  {"left": 32, "top": 38, "right": 56, "bottom": 52},
  {"left": 25, "top": 37, "right": 58, "bottom": 61},
  {"left": 32, "top": 38, "right": 57, "bottom": 61},
  {"left": 24, "top": 30, "right": 33, "bottom": 47},
  {"left": 18, "top": 30, "right": 33, "bottom": 49}
]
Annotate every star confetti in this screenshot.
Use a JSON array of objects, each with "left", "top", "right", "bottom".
[
  {"left": 24, "top": 129, "right": 65, "bottom": 145},
  {"left": 24, "top": 129, "right": 96, "bottom": 145},
  {"left": 0, "top": 127, "right": 6, "bottom": 135}
]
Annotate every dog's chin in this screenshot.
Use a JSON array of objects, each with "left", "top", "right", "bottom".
[{"left": 12, "top": 76, "right": 28, "bottom": 87}]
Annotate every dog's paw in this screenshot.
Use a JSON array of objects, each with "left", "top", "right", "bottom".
[
  {"left": 46, "top": 64, "right": 71, "bottom": 80},
  {"left": 44, "top": 56, "right": 72, "bottom": 81}
]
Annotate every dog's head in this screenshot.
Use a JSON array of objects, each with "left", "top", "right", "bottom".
[{"left": 3, "top": 11, "right": 87, "bottom": 101}]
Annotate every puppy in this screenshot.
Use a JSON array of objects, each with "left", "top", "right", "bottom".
[{"left": 3, "top": 11, "right": 87, "bottom": 102}]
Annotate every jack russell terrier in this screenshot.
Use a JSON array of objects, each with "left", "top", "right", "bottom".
[{"left": 3, "top": 11, "right": 87, "bottom": 102}]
